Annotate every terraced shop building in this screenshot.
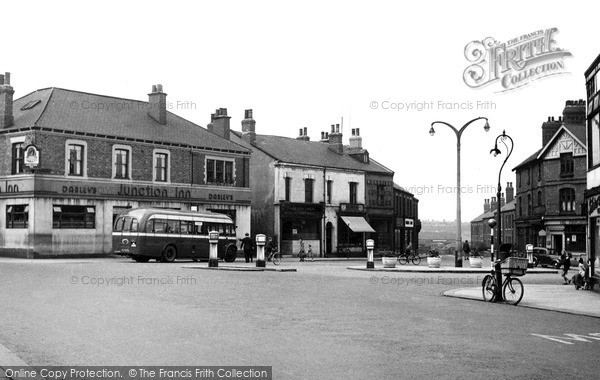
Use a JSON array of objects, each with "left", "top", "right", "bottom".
[{"left": 0, "top": 73, "right": 251, "bottom": 257}]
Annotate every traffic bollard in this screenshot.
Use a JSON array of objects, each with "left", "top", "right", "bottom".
[
  {"left": 208, "top": 230, "right": 219, "bottom": 267},
  {"left": 256, "top": 234, "right": 266, "bottom": 267},
  {"left": 366, "top": 239, "right": 374, "bottom": 269}
]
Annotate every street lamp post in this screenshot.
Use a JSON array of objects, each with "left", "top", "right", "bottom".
[
  {"left": 489, "top": 130, "right": 514, "bottom": 301},
  {"left": 429, "top": 117, "right": 490, "bottom": 266}
]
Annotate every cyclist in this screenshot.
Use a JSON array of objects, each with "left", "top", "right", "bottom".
[{"left": 266, "top": 237, "right": 277, "bottom": 261}]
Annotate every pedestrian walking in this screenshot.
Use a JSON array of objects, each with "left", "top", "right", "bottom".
[
  {"left": 560, "top": 249, "right": 572, "bottom": 284},
  {"left": 299, "top": 238, "right": 306, "bottom": 262},
  {"left": 240, "top": 233, "right": 255, "bottom": 263},
  {"left": 307, "top": 244, "right": 313, "bottom": 262}
]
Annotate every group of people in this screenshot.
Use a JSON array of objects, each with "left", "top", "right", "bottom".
[
  {"left": 559, "top": 250, "right": 592, "bottom": 290},
  {"left": 239, "top": 233, "right": 278, "bottom": 263},
  {"left": 239, "top": 234, "right": 313, "bottom": 263}
]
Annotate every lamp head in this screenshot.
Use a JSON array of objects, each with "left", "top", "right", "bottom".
[
  {"left": 490, "top": 145, "right": 501, "bottom": 157},
  {"left": 484, "top": 120, "right": 490, "bottom": 132},
  {"left": 429, "top": 125, "right": 435, "bottom": 136}
]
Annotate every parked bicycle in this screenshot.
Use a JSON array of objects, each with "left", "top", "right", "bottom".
[
  {"left": 398, "top": 249, "right": 421, "bottom": 265},
  {"left": 482, "top": 257, "right": 527, "bottom": 305}
]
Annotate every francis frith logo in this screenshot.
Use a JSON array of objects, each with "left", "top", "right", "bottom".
[{"left": 463, "top": 27, "right": 572, "bottom": 92}]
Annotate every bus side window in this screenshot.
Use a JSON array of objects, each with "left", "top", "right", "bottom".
[
  {"left": 114, "top": 217, "right": 125, "bottom": 232},
  {"left": 146, "top": 219, "right": 154, "bottom": 233},
  {"left": 167, "top": 220, "right": 179, "bottom": 234},
  {"left": 130, "top": 218, "right": 138, "bottom": 232},
  {"left": 154, "top": 219, "right": 167, "bottom": 233},
  {"left": 194, "top": 222, "right": 202, "bottom": 235}
]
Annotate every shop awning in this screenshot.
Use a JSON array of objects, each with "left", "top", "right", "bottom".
[{"left": 340, "top": 216, "right": 375, "bottom": 233}]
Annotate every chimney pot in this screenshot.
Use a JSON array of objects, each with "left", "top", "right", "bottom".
[
  {"left": 0, "top": 74, "right": 4, "bottom": 85},
  {"left": 547, "top": 117, "right": 551, "bottom": 121},
  {"left": 299, "top": 128, "right": 303, "bottom": 136},
  {"left": 356, "top": 128, "right": 360, "bottom": 136},
  {"left": 335, "top": 123, "right": 340, "bottom": 133},
  {"left": 245, "top": 109, "right": 253, "bottom": 119},
  {"left": 303, "top": 127, "right": 307, "bottom": 136},
  {"left": 331, "top": 124, "right": 335, "bottom": 133},
  {"left": 151, "top": 85, "right": 157, "bottom": 93},
  {"left": 351, "top": 128, "right": 355, "bottom": 136},
  {"left": 156, "top": 84, "right": 163, "bottom": 92}
]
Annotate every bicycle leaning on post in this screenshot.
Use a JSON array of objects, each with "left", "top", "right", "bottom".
[
  {"left": 398, "top": 249, "right": 421, "bottom": 265},
  {"left": 481, "top": 257, "right": 528, "bottom": 305}
]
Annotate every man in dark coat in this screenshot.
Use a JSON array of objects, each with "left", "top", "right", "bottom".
[{"left": 240, "top": 233, "right": 254, "bottom": 263}]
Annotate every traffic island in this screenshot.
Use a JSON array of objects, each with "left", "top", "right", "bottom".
[
  {"left": 348, "top": 266, "right": 558, "bottom": 274},
  {"left": 184, "top": 266, "right": 297, "bottom": 272}
]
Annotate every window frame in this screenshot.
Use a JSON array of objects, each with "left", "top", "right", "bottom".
[
  {"left": 6, "top": 204, "right": 29, "bottom": 229},
  {"left": 349, "top": 182, "right": 358, "bottom": 204},
  {"left": 52, "top": 205, "right": 96, "bottom": 229},
  {"left": 284, "top": 176, "right": 291, "bottom": 202},
  {"left": 65, "top": 140, "right": 88, "bottom": 178},
  {"left": 153, "top": 149, "right": 170, "bottom": 183},
  {"left": 205, "top": 156, "right": 235, "bottom": 185},
  {"left": 304, "top": 178, "right": 314, "bottom": 203},
  {"left": 559, "top": 152, "right": 574, "bottom": 177},
  {"left": 559, "top": 188, "right": 576, "bottom": 213},
  {"left": 112, "top": 145, "right": 132, "bottom": 180}
]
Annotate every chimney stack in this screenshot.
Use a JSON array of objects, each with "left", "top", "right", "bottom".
[
  {"left": 241, "top": 109, "right": 256, "bottom": 144},
  {"left": 500, "top": 192, "right": 506, "bottom": 207},
  {"left": 212, "top": 108, "right": 231, "bottom": 140},
  {"left": 484, "top": 199, "right": 490, "bottom": 213},
  {"left": 328, "top": 123, "right": 343, "bottom": 154},
  {"left": 148, "top": 84, "right": 167, "bottom": 125},
  {"left": 207, "top": 113, "right": 215, "bottom": 132},
  {"left": 349, "top": 128, "right": 362, "bottom": 150},
  {"left": 562, "top": 99, "right": 586, "bottom": 124},
  {"left": 506, "top": 182, "right": 514, "bottom": 203},
  {"left": 296, "top": 127, "right": 310, "bottom": 141},
  {"left": 0, "top": 72, "right": 14, "bottom": 129},
  {"left": 490, "top": 196, "right": 498, "bottom": 212}
]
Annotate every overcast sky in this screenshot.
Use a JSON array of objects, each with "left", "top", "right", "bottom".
[{"left": 4, "top": 1, "right": 597, "bottom": 221}]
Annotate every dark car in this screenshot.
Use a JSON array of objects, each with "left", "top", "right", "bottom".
[{"left": 529, "top": 247, "right": 558, "bottom": 268}]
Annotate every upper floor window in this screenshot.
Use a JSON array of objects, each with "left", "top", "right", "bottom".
[
  {"left": 284, "top": 176, "right": 291, "bottom": 202},
  {"left": 11, "top": 142, "right": 24, "bottom": 174},
  {"left": 66, "top": 141, "right": 87, "bottom": 177},
  {"left": 560, "top": 152, "right": 574, "bottom": 177},
  {"left": 349, "top": 182, "right": 358, "bottom": 204},
  {"left": 537, "top": 190, "right": 542, "bottom": 206},
  {"left": 153, "top": 149, "right": 170, "bottom": 183},
  {"left": 518, "top": 196, "right": 522, "bottom": 217},
  {"left": 527, "top": 168, "right": 531, "bottom": 185},
  {"left": 112, "top": 145, "right": 132, "bottom": 180},
  {"left": 304, "top": 178, "right": 314, "bottom": 203},
  {"left": 560, "top": 188, "right": 576, "bottom": 213},
  {"left": 376, "top": 185, "right": 386, "bottom": 206},
  {"left": 326, "top": 180, "right": 333, "bottom": 204},
  {"left": 527, "top": 194, "right": 532, "bottom": 215},
  {"left": 537, "top": 163, "right": 542, "bottom": 181},
  {"left": 206, "top": 158, "right": 234, "bottom": 185}
]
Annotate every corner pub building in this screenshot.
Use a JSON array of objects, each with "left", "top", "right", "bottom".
[{"left": 0, "top": 73, "right": 251, "bottom": 257}]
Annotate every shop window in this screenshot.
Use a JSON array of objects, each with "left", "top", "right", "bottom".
[
  {"left": 66, "top": 140, "right": 87, "bottom": 177},
  {"left": 206, "top": 158, "right": 234, "bottom": 185},
  {"left": 53, "top": 205, "right": 95, "bottom": 229},
  {"left": 153, "top": 150, "right": 170, "bottom": 182},
  {"left": 11, "top": 142, "right": 24, "bottom": 174},
  {"left": 112, "top": 145, "right": 132, "bottom": 180},
  {"left": 6, "top": 205, "right": 28, "bottom": 228}
]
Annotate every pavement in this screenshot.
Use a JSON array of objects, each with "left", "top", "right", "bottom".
[{"left": 444, "top": 284, "right": 600, "bottom": 318}]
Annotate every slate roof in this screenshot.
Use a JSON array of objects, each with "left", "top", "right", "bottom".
[
  {"left": 512, "top": 148, "right": 543, "bottom": 171},
  {"left": 231, "top": 131, "right": 393, "bottom": 174},
  {"left": 7, "top": 87, "right": 250, "bottom": 154},
  {"left": 471, "top": 199, "right": 515, "bottom": 223}
]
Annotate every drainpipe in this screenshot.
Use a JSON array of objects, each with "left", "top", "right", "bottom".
[{"left": 323, "top": 166, "right": 327, "bottom": 257}]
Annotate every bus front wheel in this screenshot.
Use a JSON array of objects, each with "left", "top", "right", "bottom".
[
  {"left": 224, "top": 245, "right": 237, "bottom": 262},
  {"left": 163, "top": 246, "right": 177, "bottom": 263}
]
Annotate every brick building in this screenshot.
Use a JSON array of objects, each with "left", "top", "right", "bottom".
[
  {"left": 512, "top": 100, "right": 587, "bottom": 254},
  {"left": 584, "top": 53, "right": 600, "bottom": 277},
  {"left": 470, "top": 184, "right": 515, "bottom": 252},
  {"left": 393, "top": 185, "right": 420, "bottom": 253},
  {"left": 0, "top": 73, "right": 251, "bottom": 257}
]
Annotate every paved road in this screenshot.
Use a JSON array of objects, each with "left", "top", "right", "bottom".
[{"left": 0, "top": 258, "right": 598, "bottom": 379}]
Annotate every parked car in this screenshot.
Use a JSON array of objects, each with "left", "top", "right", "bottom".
[
  {"left": 525, "top": 247, "right": 586, "bottom": 268},
  {"left": 528, "top": 247, "right": 557, "bottom": 268}
]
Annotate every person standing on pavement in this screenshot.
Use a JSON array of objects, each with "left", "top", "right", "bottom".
[
  {"left": 462, "top": 240, "right": 471, "bottom": 261},
  {"left": 240, "top": 233, "right": 255, "bottom": 263},
  {"left": 560, "top": 249, "right": 572, "bottom": 284},
  {"left": 298, "top": 238, "right": 306, "bottom": 262},
  {"left": 572, "top": 258, "right": 587, "bottom": 290}
]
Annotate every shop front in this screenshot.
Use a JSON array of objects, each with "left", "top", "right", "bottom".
[
  {"left": 279, "top": 202, "right": 323, "bottom": 256},
  {"left": 337, "top": 203, "right": 373, "bottom": 255},
  {"left": 0, "top": 176, "right": 251, "bottom": 257}
]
